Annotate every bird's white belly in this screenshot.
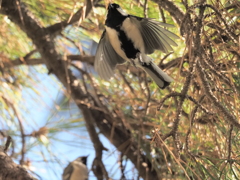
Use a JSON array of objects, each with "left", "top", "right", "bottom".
[
  {"left": 70, "top": 163, "right": 88, "bottom": 180},
  {"left": 105, "top": 26, "right": 128, "bottom": 60}
]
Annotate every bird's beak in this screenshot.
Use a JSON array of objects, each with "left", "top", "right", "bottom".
[{"left": 108, "top": 3, "right": 113, "bottom": 10}]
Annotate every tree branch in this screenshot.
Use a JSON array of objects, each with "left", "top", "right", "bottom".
[
  {"left": 81, "top": 106, "right": 109, "bottom": 180},
  {"left": 1, "top": 0, "right": 160, "bottom": 179},
  {"left": 46, "top": 0, "right": 99, "bottom": 36},
  {"left": 152, "top": 0, "right": 184, "bottom": 25},
  {"left": 0, "top": 148, "right": 34, "bottom": 180},
  {"left": 196, "top": 60, "right": 240, "bottom": 128},
  {"left": 2, "top": 55, "right": 95, "bottom": 68},
  {"left": 1, "top": 95, "right": 26, "bottom": 165}
]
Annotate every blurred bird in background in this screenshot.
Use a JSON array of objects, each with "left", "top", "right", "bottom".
[
  {"left": 95, "top": 3, "right": 179, "bottom": 89},
  {"left": 62, "top": 156, "right": 88, "bottom": 180}
]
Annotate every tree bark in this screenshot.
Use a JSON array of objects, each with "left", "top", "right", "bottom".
[{"left": 0, "top": 150, "right": 35, "bottom": 180}]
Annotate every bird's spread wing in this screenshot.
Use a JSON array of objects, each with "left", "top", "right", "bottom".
[
  {"left": 94, "top": 30, "right": 126, "bottom": 80},
  {"left": 130, "top": 16, "right": 179, "bottom": 54},
  {"left": 62, "top": 163, "right": 73, "bottom": 180}
]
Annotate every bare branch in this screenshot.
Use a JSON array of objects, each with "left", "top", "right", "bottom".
[
  {"left": 196, "top": 60, "right": 240, "bottom": 128},
  {"left": 185, "top": 95, "right": 205, "bottom": 152},
  {"left": 205, "top": 4, "right": 238, "bottom": 43},
  {"left": 1, "top": 1, "right": 160, "bottom": 179},
  {"left": 152, "top": 0, "right": 184, "bottom": 25},
  {"left": 46, "top": 0, "right": 99, "bottom": 36},
  {"left": 81, "top": 106, "right": 109, "bottom": 179},
  {"left": 143, "top": 0, "right": 148, "bottom": 18},
  {"left": 2, "top": 55, "right": 95, "bottom": 68},
  {"left": 0, "top": 150, "right": 35, "bottom": 180},
  {"left": 1, "top": 95, "right": 26, "bottom": 165},
  {"left": 4, "top": 136, "right": 12, "bottom": 153},
  {"left": 227, "top": 124, "right": 233, "bottom": 161}
]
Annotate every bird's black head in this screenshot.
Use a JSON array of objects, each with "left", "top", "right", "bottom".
[
  {"left": 76, "top": 156, "right": 88, "bottom": 165},
  {"left": 108, "top": 3, "right": 120, "bottom": 10},
  {"left": 105, "top": 3, "right": 128, "bottom": 28}
]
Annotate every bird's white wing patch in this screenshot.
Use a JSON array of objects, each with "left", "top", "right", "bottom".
[{"left": 121, "top": 17, "right": 145, "bottom": 53}]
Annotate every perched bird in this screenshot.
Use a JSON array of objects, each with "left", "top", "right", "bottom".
[
  {"left": 62, "top": 156, "right": 88, "bottom": 180},
  {"left": 94, "top": 3, "right": 179, "bottom": 89}
]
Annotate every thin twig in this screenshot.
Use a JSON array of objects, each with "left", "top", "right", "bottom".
[
  {"left": 119, "top": 71, "right": 135, "bottom": 94},
  {"left": 204, "top": 2, "right": 240, "bottom": 19},
  {"left": 81, "top": 105, "right": 109, "bottom": 179},
  {"left": 143, "top": 73, "right": 151, "bottom": 116},
  {"left": 227, "top": 124, "right": 233, "bottom": 161},
  {"left": 196, "top": 60, "right": 240, "bottom": 128},
  {"left": 158, "top": 5, "right": 166, "bottom": 23},
  {"left": 4, "top": 136, "right": 12, "bottom": 153},
  {"left": 143, "top": 0, "right": 148, "bottom": 18},
  {"left": 1, "top": 96, "right": 26, "bottom": 165},
  {"left": 169, "top": 3, "right": 206, "bottom": 153},
  {"left": 119, "top": 153, "right": 126, "bottom": 180},
  {"left": 205, "top": 4, "right": 238, "bottom": 43},
  {"left": 153, "top": 132, "right": 192, "bottom": 180},
  {"left": 46, "top": 0, "right": 99, "bottom": 36},
  {"left": 60, "top": 33, "right": 85, "bottom": 55},
  {"left": 185, "top": 95, "right": 205, "bottom": 152}
]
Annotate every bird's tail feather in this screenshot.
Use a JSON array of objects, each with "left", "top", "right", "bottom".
[{"left": 141, "top": 61, "right": 173, "bottom": 89}]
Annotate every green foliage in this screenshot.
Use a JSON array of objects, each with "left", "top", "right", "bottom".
[{"left": 0, "top": 0, "right": 240, "bottom": 179}]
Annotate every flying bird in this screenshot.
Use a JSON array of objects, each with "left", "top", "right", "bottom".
[{"left": 94, "top": 3, "right": 178, "bottom": 89}]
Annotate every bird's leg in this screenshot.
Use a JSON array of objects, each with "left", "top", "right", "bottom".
[
  {"left": 137, "top": 53, "right": 142, "bottom": 63},
  {"left": 130, "top": 58, "right": 137, "bottom": 67},
  {"left": 136, "top": 53, "right": 146, "bottom": 66},
  {"left": 129, "top": 53, "right": 146, "bottom": 67}
]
